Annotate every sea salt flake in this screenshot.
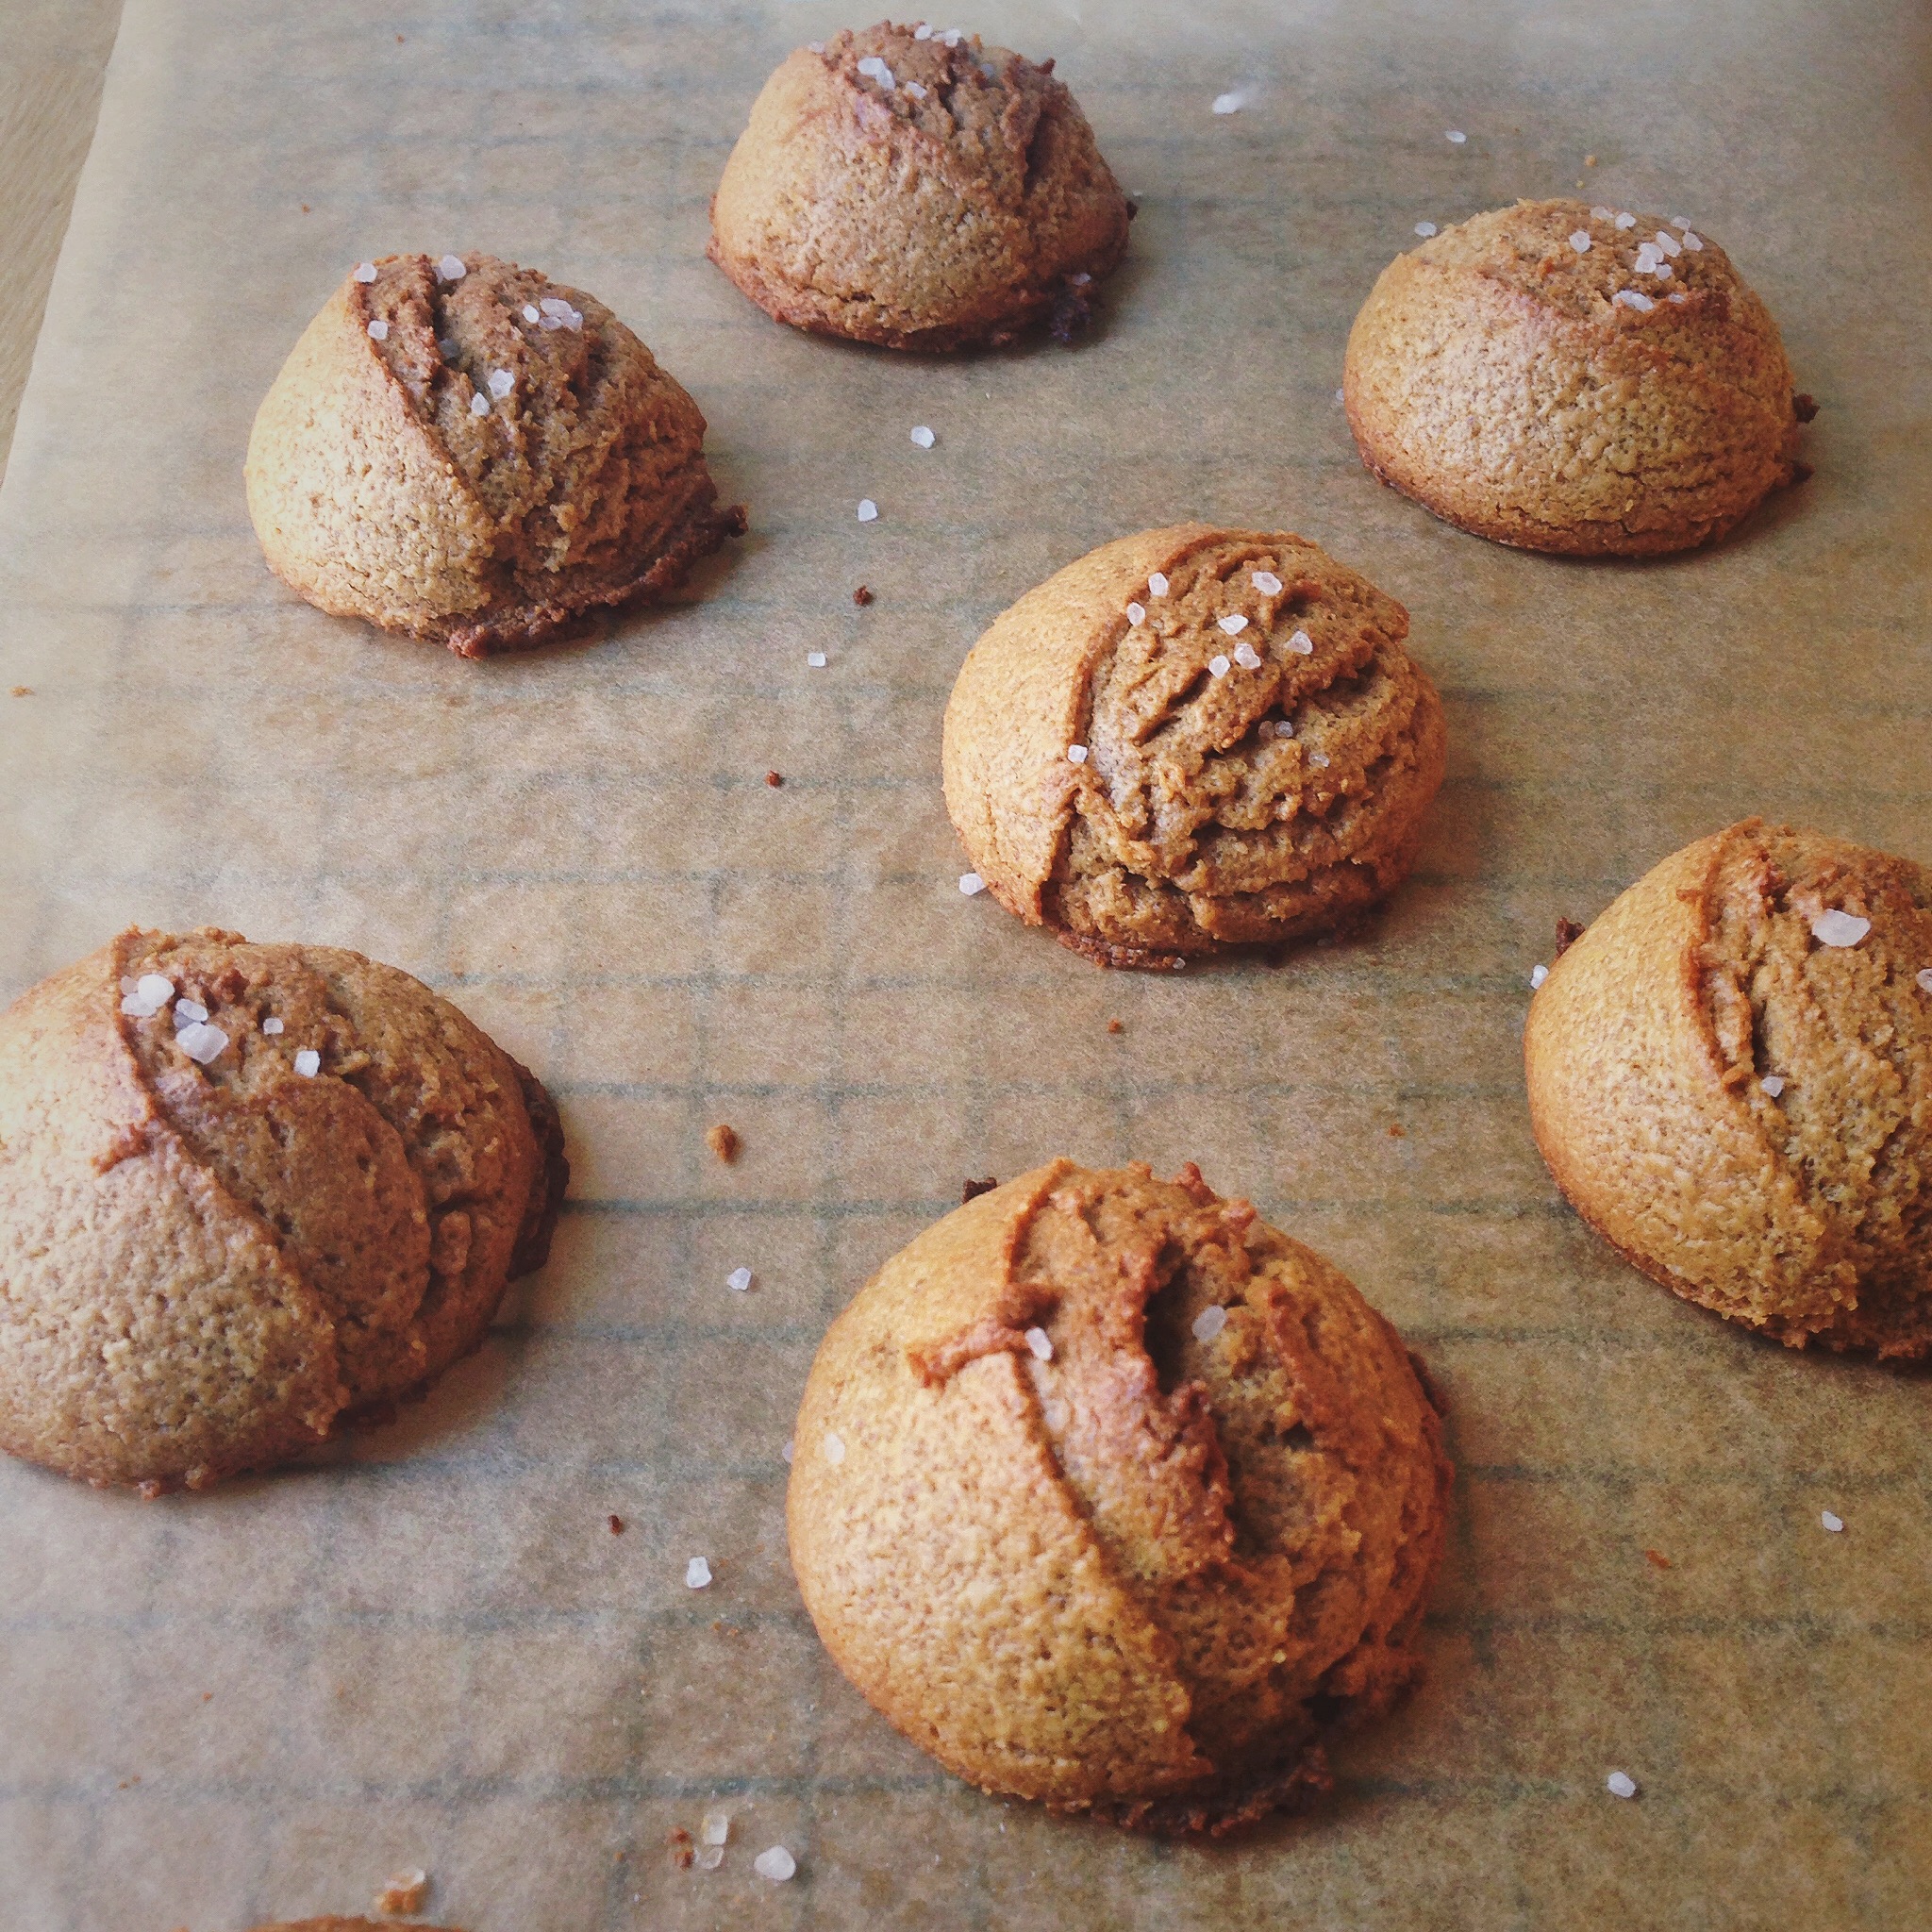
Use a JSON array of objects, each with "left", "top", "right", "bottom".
[
  {"left": 1613, "top": 290, "right": 1655, "bottom": 312},
  {"left": 1066, "top": 743, "right": 1088, "bottom": 764},
  {"left": 1208, "top": 654, "right": 1231, "bottom": 677},
  {"left": 488, "top": 368, "right": 514, "bottom": 399},
  {"left": 695, "top": 1845, "right": 724, "bottom": 1872},
  {"left": 1212, "top": 92, "right": 1243, "bottom": 115},
  {"left": 807, "top": 651, "right": 827, "bottom": 668},
  {"left": 685, "top": 1557, "right": 712, "bottom": 1589},
  {"left": 941, "top": 28, "right": 963, "bottom": 46},
  {"left": 1655, "top": 229, "right": 1681, "bottom": 257},
  {"left": 1614, "top": 211, "right": 1637, "bottom": 229},
  {"left": 1024, "top": 1325, "right": 1053, "bottom": 1361},
  {"left": 782, "top": 1438, "right": 795, "bottom": 1463},
  {"left": 1126, "top": 602, "right": 1146, "bottom": 625},
  {"left": 1191, "top": 1305, "right": 1227, "bottom": 1342},
  {"left": 1916, "top": 968, "right": 1932, "bottom": 994},
  {"left": 541, "top": 296, "right": 572, "bottom": 316},
  {"left": 1218, "top": 613, "right": 1249, "bottom": 636},
  {"left": 958, "top": 872, "right": 986, "bottom": 895},
  {"left": 1606, "top": 1772, "right": 1639, "bottom": 1799},
  {"left": 1414, "top": 221, "right": 1438, "bottom": 238},
  {"left": 1760, "top": 1075, "right": 1786, "bottom": 1097},
  {"left": 726, "top": 1266, "right": 753, "bottom": 1292},
  {"left": 701, "top": 1811, "right": 730, "bottom": 1848},
  {"left": 1530, "top": 964, "right": 1549, "bottom": 990},
  {"left": 1233, "top": 641, "right": 1262, "bottom": 670},
  {"left": 293, "top": 1049, "right": 321, "bottom": 1077},
  {"left": 366, "top": 319, "right": 390, "bottom": 341},
  {"left": 823, "top": 1432, "right": 845, "bottom": 1465},
  {"left": 437, "top": 254, "right": 467, "bottom": 281},
  {"left": 1668, "top": 291, "right": 1689, "bottom": 304},
  {"left": 1148, "top": 573, "right": 1169, "bottom": 597},
  {"left": 857, "top": 55, "right": 895, "bottom": 86},
  {"left": 176, "top": 1022, "right": 228, "bottom": 1066},
  {"left": 262, "top": 1017, "right": 284, "bottom": 1035},
  {"left": 1570, "top": 230, "right": 1592, "bottom": 253},
  {"left": 1445, "top": 129, "right": 1466, "bottom": 143},
  {"left": 523, "top": 304, "right": 541, "bottom": 323},
  {"left": 910, "top": 425, "right": 936, "bottom": 448},
  {"left": 857, "top": 498, "right": 878, "bottom": 523},
  {"left": 914, "top": 22, "right": 933, "bottom": 37},
  {"left": 906, "top": 79, "right": 927, "bottom": 98},
  {"left": 1591, "top": 206, "right": 1614, "bottom": 220},
  {"left": 1070, "top": 272, "right": 1091, "bottom": 286},
  {"left": 1681, "top": 230, "right": 1704, "bottom": 250},
  {"left": 1308, "top": 749, "right": 1331, "bottom": 768},
  {"left": 1287, "top": 628, "right": 1314, "bottom": 655},
  {"left": 354, "top": 261, "right": 378, "bottom": 282},
  {"left": 470, "top": 391, "right": 491, "bottom": 416},
  {"left": 1671, "top": 216, "right": 1691, "bottom": 229},
  {"left": 122, "top": 974, "right": 174, "bottom": 1019},
  {"left": 174, "top": 999, "right": 209, "bottom": 1026},
  {"left": 1821, "top": 1509, "right": 1844, "bottom": 1533},
  {"left": 1251, "top": 570, "right": 1283, "bottom": 594},
  {"left": 753, "top": 1846, "right": 796, "bottom": 1883},
  {"left": 1811, "top": 908, "right": 1871, "bottom": 948}
]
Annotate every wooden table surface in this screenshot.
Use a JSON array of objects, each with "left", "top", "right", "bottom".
[{"left": 0, "top": 0, "right": 124, "bottom": 486}]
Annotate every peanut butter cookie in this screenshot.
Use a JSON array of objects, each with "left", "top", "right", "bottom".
[
  {"left": 942, "top": 524, "right": 1446, "bottom": 968},
  {"left": 246, "top": 253, "right": 744, "bottom": 656},
  {"left": 1345, "top": 199, "right": 1807, "bottom": 554},
  {"left": 1525, "top": 821, "right": 1932, "bottom": 1355},
  {"left": 709, "top": 23, "right": 1130, "bottom": 350},
  {"left": 0, "top": 927, "right": 567, "bottom": 1490},
  {"left": 789, "top": 1159, "right": 1452, "bottom": 1833}
]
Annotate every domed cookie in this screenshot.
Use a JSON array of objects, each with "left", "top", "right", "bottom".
[
  {"left": 708, "top": 23, "right": 1130, "bottom": 350},
  {"left": 941, "top": 524, "right": 1447, "bottom": 969},
  {"left": 0, "top": 927, "right": 568, "bottom": 1490},
  {"left": 789, "top": 1159, "right": 1452, "bottom": 1833},
  {"left": 1344, "top": 199, "right": 1808, "bottom": 555},
  {"left": 1525, "top": 821, "right": 1932, "bottom": 1356},
  {"left": 246, "top": 253, "right": 745, "bottom": 656}
]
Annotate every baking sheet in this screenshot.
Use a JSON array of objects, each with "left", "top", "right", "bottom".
[{"left": 1, "top": 0, "right": 1929, "bottom": 1926}]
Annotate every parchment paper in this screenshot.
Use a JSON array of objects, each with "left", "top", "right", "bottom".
[{"left": 2, "top": 1, "right": 1929, "bottom": 1926}]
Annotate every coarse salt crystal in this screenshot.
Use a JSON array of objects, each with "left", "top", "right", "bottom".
[
  {"left": 1287, "top": 629, "right": 1313, "bottom": 655},
  {"left": 1414, "top": 221, "right": 1438, "bottom": 238},
  {"left": 1191, "top": 1305, "right": 1227, "bottom": 1342},
  {"left": 1148, "top": 573, "right": 1169, "bottom": 597},
  {"left": 1024, "top": 1326, "right": 1053, "bottom": 1361},
  {"left": 726, "top": 1266, "right": 753, "bottom": 1292},
  {"left": 470, "top": 391, "right": 491, "bottom": 416},
  {"left": 1570, "top": 230, "right": 1592, "bottom": 253},
  {"left": 914, "top": 22, "right": 933, "bottom": 37},
  {"left": 1233, "top": 641, "right": 1261, "bottom": 670},
  {"left": 1681, "top": 230, "right": 1704, "bottom": 250},
  {"left": 823, "top": 1432, "right": 845, "bottom": 1465},
  {"left": 1308, "top": 749, "right": 1331, "bottom": 768},
  {"left": 1126, "top": 601, "right": 1146, "bottom": 625},
  {"left": 1066, "top": 743, "right": 1088, "bottom": 764},
  {"left": 1614, "top": 212, "right": 1636, "bottom": 229},
  {"left": 941, "top": 28, "right": 962, "bottom": 46},
  {"left": 541, "top": 296, "right": 571, "bottom": 316},
  {"left": 121, "top": 973, "right": 175, "bottom": 1019},
  {"left": 1530, "top": 964, "right": 1549, "bottom": 990},
  {"left": 1445, "top": 129, "right": 1466, "bottom": 143},
  {"left": 753, "top": 1846, "right": 796, "bottom": 1883},
  {"left": 1591, "top": 206, "right": 1614, "bottom": 221},
  {"left": 1917, "top": 968, "right": 1932, "bottom": 994},
  {"left": 523, "top": 304, "right": 541, "bottom": 323},
  {"left": 1821, "top": 1509, "right": 1844, "bottom": 1533},
  {"left": 910, "top": 425, "right": 936, "bottom": 448},
  {"left": 1272, "top": 717, "right": 1294, "bottom": 739},
  {"left": 1070, "top": 272, "right": 1091, "bottom": 286},
  {"left": 1760, "top": 1074, "right": 1786, "bottom": 1097},
  {"left": 367, "top": 319, "right": 390, "bottom": 341},
  {"left": 807, "top": 651, "right": 827, "bottom": 668},
  {"left": 120, "top": 976, "right": 138, "bottom": 994},
  {"left": 261, "top": 1016, "right": 284, "bottom": 1035},
  {"left": 905, "top": 79, "right": 927, "bottom": 98},
  {"left": 685, "top": 1557, "right": 712, "bottom": 1589},
  {"left": 1208, "top": 654, "right": 1231, "bottom": 677},
  {"left": 1212, "top": 92, "right": 1243, "bottom": 115},
  {"left": 857, "top": 498, "right": 878, "bottom": 523},
  {"left": 1606, "top": 1772, "right": 1639, "bottom": 1799},
  {"left": 1655, "top": 229, "right": 1681, "bottom": 257},
  {"left": 1335, "top": 387, "right": 1345, "bottom": 403},
  {"left": 488, "top": 368, "right": 514, "bottom": 399},
  {"left": 959, "top": 872, "right": 986, "bottom": 895},
  {"left": 1218, "top": 613, "right": 1249, "bottom": 636},
  {"left": 1668, "top": 291, "right": 1689, "bottom": 304},
  {"left": 857, "top": 55, "right": 895, "bottom": 86},
  {"left": 293, "top": 1048, "right": 321, "bottom": 1077},
  {"left": 1613, "top": 290, "right": 1655, "bottom": 312},
  {"left": 701, "top": 1811, "right": 730, "bottom": 1847},
  {"left": 174, "top": 999, "right": 209, "bottom": 1026},
  {"left": 176, "top": 1022, "right": 228, "bottom": 1065},
  {"left": 1811, "top": 908, "right": 1871, "bottom": 948},
  {"left": 695, "top": 1844, "right": 724, "bottom": 1872},
  {"left": 437, "top": 254, "right": 467, "bottom": 281},
  {"left": 782, "top": 1438, "right": 795, "bottom": 1463},
  {"left": 354, "top": 261, "right": 378, "bottom": 282},
  {"left": 1671, "top": 216, "right": 1690, "bottom": 229},
  {"left": 1251, "top": 570, "right": 1283, "bottom": 594}
]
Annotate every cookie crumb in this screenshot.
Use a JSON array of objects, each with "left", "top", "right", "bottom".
[
  {"left": 1107, "top": 1019, "right": 1124, "bottom": 1035},
  {"left": 853, "top": 584, "right": 874, "bottom": 605},
  {"left": 1049, "top": 278, "right": 1094, "bottom": 342},
  {"left": 1388, "top": 1123, "right": 1406, "bottom": 1139},
  {"left": 1643, "top": 1548, "right": 1673, "bottom": 1570},
  {"left": 707, "top": 1123, "right": 741, "bottom": 1164},
  {"left": 1585, "top": 153, "right": 1597, "bottom": 165},
  {"left": 668, "top": 1827, "right": 694, "bottom": 1871},
  {"left": 764, "top": 771, "right": 782, "bottom": 787},
  {"left": 608, "top": 1513, "right": 625, "bottom": 1534},
  {"left": 962, "top": 1176, "right": 999, "bottom": 1203},
  {"left": 373, "top": 1868, "right": 429, "bottom": 1915},
  {"left": 9, "top": 686, "right": 30, "bottom": 697},
  {"left": 1554, "top": 915, "right": 1585, "bottom": 957},
  {"left": 1793, "top": 392, "right": 1820, "bottom": 423}
]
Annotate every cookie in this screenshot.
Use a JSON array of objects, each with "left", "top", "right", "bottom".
[
  {"left": 251, "top": 1922, "right": 464, "bottom": 1932},
  {"left": 245, "top": 253, "right": 745, "bottom": 656},
  {"left": 708, "top": 23, "right": 1130, "bottom": 350},
  {"left": 1525, "top": 821, "right": 1932, "bottom": 1355},
  {"left": 0, "top": 927, "right": 568, "bottom": 1490},
  {"left": 788, "top": 1159, "right": 1452, "bottom": 1832},
  {"left": 941, "top": 524, "right": 1447, "bottom": 969},
  {"left": 1344, "top": 199, "right": 1807, "bottom": 555}
]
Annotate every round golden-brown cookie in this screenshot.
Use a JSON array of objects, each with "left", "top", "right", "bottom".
[
  {"left": 245, "top": 252, "right": 745, "bottom": 657},
  {"left": 1525, "top": 821, "right": 1932, "bottom": 1356},
  {"left": 0, "top": 927, "right": 568, "bottom": 1490},
  {"left": 941, "top": 524, "right": 1447, "bottom": 969},
  {"left": 788, "top": 1159, "right": 1453, "bottom": 1833},
  {"left": 1344, "top": 199, "right": 1807, "bottom": 555},
  {"left": 249, "top": 1922, "right": 465, "bottom": 1931},
  {"left": 708, "top": 23, "right": 1130, "bottom": 350}
]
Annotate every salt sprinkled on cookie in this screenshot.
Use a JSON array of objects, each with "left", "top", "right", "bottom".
[
  {"left": 488, "top": 368, "right": 514, "bottom": 399},
  {"left": 726, "top": 1266, "right": 754, "bottom": 1292},
  {"left": 856, "top": 54, "right": 895, "bottom": 86},
  {"left": 1251, "top": 570, "right": 1283, "bottom": 594},
  {"left": 1529, "top": 964, "right": 1549, "bottom": 990},
  {"left": 1761, "top": 1075, "right": 1786, "bottom": 1096},
  {"left": 1570, "top": 229, "right": 1591, "bottom": 253},
  {"left": 1208, "top": 654, "right": 1231, "bottom": 677},
  {"left": 1810, "top": 908, "right": 1870, "bottom": 947},
  {"left": 469, "top": 391, "right": 491, "bottom": 416},
  {"left": 685, "top": 1556, "right": 712, "bottom": 1589},
  {"left": 1288, "top": 629, "right": 1314, "bottom": 655},
  {"left": 437, "top": 253, "right": 467, "bottom": 280},
  {"left": 175, "top": 1022, "right": 229, "bottom": 1065},
  {"left": 1066, "top": 744, "right": 1088, "bottom": 764},
  {"left": 367, "top": 319, "right": 390, "bottom": 341},
  {"left": 173, "top": 999, "right": 209, "bottom": 1026},
  {"left": 354, "top": 261, "right": 377, "bottom": 282},
  {"left": 1024, "top": 1325, "right": 1054, "bottom": 1360},
  {"left": 823, "top": 1431, "right": 845, "bottom": 1464},
  {"left": 261, "top": 1016, "right": 284, "bottom": 1035},
  {"left": 1615, "top": 211, "right": 1637, "bottom": 228},
  {"left": 1148, "top": 572, "right": 1169, "bottom": 597},
  {"left": 1918, "top": 968, "right": 1932, "bottom": 993},
  {"left": 523, "top": 304, "right": 541, "bottom": 323},
  {"left": 293, "top": 1048, "right": 321, "bottom": 1077},
  {"left": 1217, "top": 614, "right": 1249, "bottom": 636},
  {"left": 1126, "top": 601, "right": 1145, "bottom": 625},
  {"left": 1606, "top": 1771, "right": 1639, "bottom": 1799},
  {"left": 1309, "top": 749, "right": 1331, "bottom": 768},
  {"left": 1191, "top": 1304, "right": 1227, "bottom": 1341},
  {"left": 1233, "top": 641, "right": 1262, "bottom": 670}
]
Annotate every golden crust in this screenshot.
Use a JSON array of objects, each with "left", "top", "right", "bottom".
[
  {"left": 0, "top": 928, "right": 568, "bottom": 1490},
  {"left": 245, "top": 253, "right": 742, "bottom": 654},
  {"left": 1525, "top": 822, "right": 1932, "bottom": 1355},
  {"left": 1344, "top": 199, "right": 1806, "bottom": 556},
  {"left": 787, "top": 1160, "right": 1452, "bottom": 1831},
  {"left": 941, "top": 524, "right": 1446, "bottom": 969},
  {"left": 708, "top": 25, "right": 1130, "bottom": 350}
]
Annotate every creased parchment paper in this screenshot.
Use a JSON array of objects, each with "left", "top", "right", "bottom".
[{"left": 1, "top": 1, "right": 1929, "bottom": 1926}]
